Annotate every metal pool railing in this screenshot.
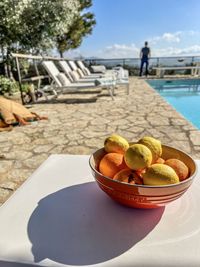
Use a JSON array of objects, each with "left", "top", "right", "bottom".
[{"left": 84, "top": 56, "right": 200, "bottom": 76}]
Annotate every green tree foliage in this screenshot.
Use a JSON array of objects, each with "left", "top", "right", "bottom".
[
  {"left": 0, "top": 0, "right": 80, "bottom": 53},
  {"left": 56, "top": 0, "right": 96, "bottom": 57}
]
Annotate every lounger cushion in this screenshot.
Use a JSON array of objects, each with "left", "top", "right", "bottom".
[
  {"left": 84, "top": 67, "right": 91, "bottom": 75},
  {"left": 90, "top": 65, "right": 106, "bottom": 73},
  {"left": 77, "top": 60, "right": 85, "bottom": 70},
  {"left": 70, "top": 70, "right": 80, "bottom": 82},
  {"left": 77, "top": 68, "right": 85, "bottom": 78},
  {"left": 57, "top": 73, "right": 70, "bottom": 86},
  {"left": 65, "top": 72, "right": 74, "bottom": 83}
]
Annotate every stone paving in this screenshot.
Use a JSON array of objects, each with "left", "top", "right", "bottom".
[{"left": 1, "top": 76, "right": 200, "bottom": 205}]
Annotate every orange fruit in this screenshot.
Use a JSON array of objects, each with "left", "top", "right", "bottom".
[
  {"left": 113, "top": 168, "right": 143, "bottom": 185},
  {"left": 99, "top": 153, "right": 127, "bottom": 178},
  {"left": 164, "top": 158, "right": 189, "bottom": 181},
  {"left": 156, "top": 157, "right": 165, "bottom": 164},
  {"left": 136, "top": 168, "right": 146, "bottom": 178}
]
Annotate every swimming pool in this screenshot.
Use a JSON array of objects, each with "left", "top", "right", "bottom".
[{"left": 147, "top": 79, "right": 200, "bottom": 129}]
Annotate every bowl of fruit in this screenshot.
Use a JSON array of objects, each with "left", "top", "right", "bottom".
[{"left": 89, "top": 134, "right": 197, "bottom": 209}]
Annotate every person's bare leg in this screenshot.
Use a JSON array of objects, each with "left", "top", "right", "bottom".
[
  {"left": 14, "top": 114, "right": 30, "bottom": 126},
  {"left": 31, "top": 112, "right": 48, "bottom": 120}
]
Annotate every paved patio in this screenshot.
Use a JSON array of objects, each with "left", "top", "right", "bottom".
[{"left": 1, "top": 76, "right": 200, "bottom": 205}]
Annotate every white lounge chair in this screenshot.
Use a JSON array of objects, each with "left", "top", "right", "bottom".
[
  {"left": 74, "top": 61, "right": 129, "bottom": 95},
  {"left": 57, "top": 61, "right": 75, "bottom": 82},
  {"left": 58, "top": 61, "right": 101, "bottom": 83},
  {"left": 68, "top": 60, "right": 104, "bottom": 79},
  {"left": 42, "top": 61, "right": 116, "bottom": 100},
  {"left": 112, "top": 67, "right": 130, "bottom": 94},
  {"left": 77, "top": 61, "right": 129, "bottom": 91},
  {"left": 76, "top": 60, "right": 107, "bottom": 76},
  {"left": 70, "top": 60, "right": 113, "bottom": 77}
]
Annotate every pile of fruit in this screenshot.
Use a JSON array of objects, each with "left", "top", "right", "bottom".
[{"left": 98, "top": 134, "right": 189, "bottom": 186}]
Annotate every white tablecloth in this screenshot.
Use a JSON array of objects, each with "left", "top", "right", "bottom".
[{"left": 0, "top": 155, "right": 200, "bottom": 267}]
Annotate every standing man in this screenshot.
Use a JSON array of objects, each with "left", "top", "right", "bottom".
[{"left": 139, "top": 41, "right": 151, "bottom": 77}]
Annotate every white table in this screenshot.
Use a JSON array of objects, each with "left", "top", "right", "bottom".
[{"left": 0, "top": 155, "right": 200, "bottom": 267}]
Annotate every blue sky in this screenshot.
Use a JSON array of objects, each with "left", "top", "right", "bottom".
[{"left": 65, "top": 0, "right": 200, "bottom": 59}]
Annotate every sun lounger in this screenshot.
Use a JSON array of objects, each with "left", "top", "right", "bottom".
[
  {"left": 58, "top": 61, "right": 102, "bottom": 83},
  {"left": 42, "top": 61, "right": 116, "bottom": 100},
  {"left": 62, "top": 60, "right": 129, "bottom": 95},
  {"left": 77, "top": 60, "right": 107, "bottom": 75},
  {"left": 70, "top": 60, "right": 115, "bottom": 78},
  {"left": 59, "top": 61, "right": 117, "bottom": 87},
  {"left": 77, "top": 60, "right": 129, "bottom": 82},
  {"left": 68, "top": 60, "right": 104, "bottom": 79},
  {"left": 112, "top": 67, "right": 130, "bottom": 94}
]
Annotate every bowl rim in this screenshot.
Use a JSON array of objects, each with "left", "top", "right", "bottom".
[{"left": 89, "top": 144, "right": 198, "bottom": 189}]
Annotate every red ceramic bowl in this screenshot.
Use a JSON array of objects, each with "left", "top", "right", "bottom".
[{"left": 89, "top": 145, "right": 197, "bottom": 209}]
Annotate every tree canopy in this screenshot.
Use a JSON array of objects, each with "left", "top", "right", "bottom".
[
  {"left": 56, "top": 0, "right": 96, "bottom": 57},
  {"left": 0, "top": 0, "right": 80, "bottom": 53},
  {"left": 0, "top": 0, "right": 96, "bottom": 82},
  {"left": 56, "top": 12, "right": 96, "bottom": 58}
]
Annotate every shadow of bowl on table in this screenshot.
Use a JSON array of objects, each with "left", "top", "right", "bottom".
[
  {"left": 28, "top": 182, "right": 165, "bottom": 266},
  {"left": 0, "top": 260, "right": 41, "bottom": 267}
]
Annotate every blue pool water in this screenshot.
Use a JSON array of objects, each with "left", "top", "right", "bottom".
[{"left": 147, "top": 79, "right": 200, "bottom": 129}]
